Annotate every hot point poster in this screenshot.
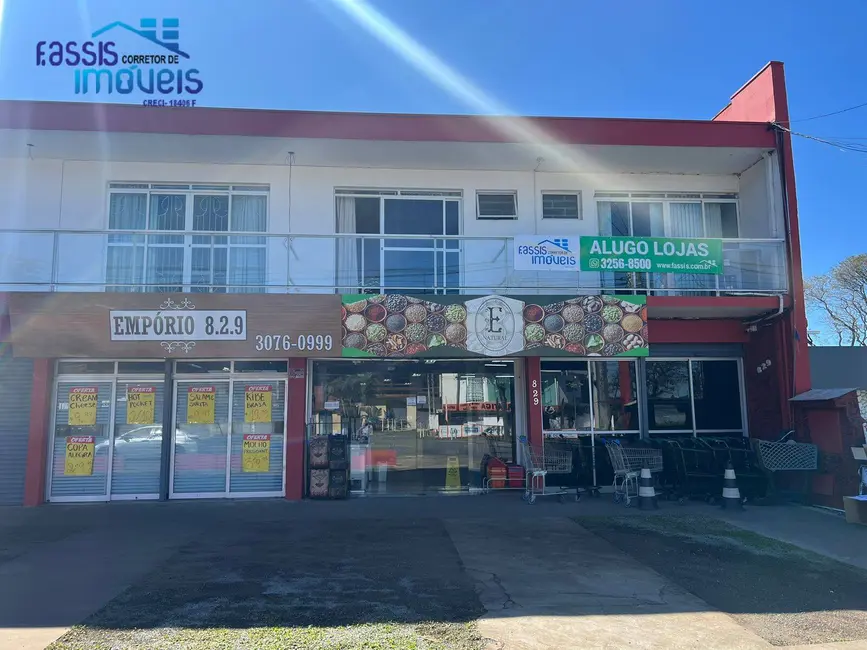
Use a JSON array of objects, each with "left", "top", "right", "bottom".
[
  {"left": 68, "top": 387, "right": 98, "bottom": 426},
  {"left": 187, "top": 387, "right": 216, "bottom": 424},
  {"left": 127, "top": 386, "right": 156, "bottom": 425},
  {"left": 340, "top": 294, "right": 648, "bottom": 358}
]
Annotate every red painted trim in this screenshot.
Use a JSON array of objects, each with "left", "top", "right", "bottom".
[
  {"left": 524, "top": 357, "right": 543, "bottom": 451},
  {"left": 648, "top": 319, "right": 749, "bottom": 344},
  {"left": 285, "top": 358, "right": 306, "bottom": 500},
  {"left": 23, "top": 358, "right": 52, "bottom": 506},
  {"left": 647, "top": 295, "right": 790, "bottom": 313},
  {"left": 0, "top": 100, "right": 777, "bottom": 148}
]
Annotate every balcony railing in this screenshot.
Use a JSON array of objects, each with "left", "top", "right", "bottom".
[{"left": 0, "top": 229, "right": 789, "bottom": 296}]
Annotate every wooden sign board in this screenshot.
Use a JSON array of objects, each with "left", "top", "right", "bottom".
[{"left": 8, "top": 293, "right": 342, "bottom": 359}]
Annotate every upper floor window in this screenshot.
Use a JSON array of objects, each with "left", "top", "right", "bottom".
[
  {"left": 542, "top": 192, "right": 582, "bottom": 220},
  {"left": 477, "top": 191, "right": 517, "bottom": 220},
  {"left": 106, "top": 183, "right": 269, "bottom": 293},
  {"left": 595, "top": 192, "right": 739, "bottom": 293},
  {"left": 595, "top": 192, "right": 738, "bottom": 239}
]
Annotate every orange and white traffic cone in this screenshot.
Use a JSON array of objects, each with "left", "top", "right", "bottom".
[
  {"left": 638, "top": 462, "right": 658, "bottom": 510},
  {"left": 721, "top": 462, "right": 743, "bottom": 510}
]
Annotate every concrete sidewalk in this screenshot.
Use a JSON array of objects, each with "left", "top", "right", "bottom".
[{"left": 0, "top": 497, "right": 865, "bottom": 650}]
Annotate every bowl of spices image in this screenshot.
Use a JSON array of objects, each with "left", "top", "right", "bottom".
[
  {"left": 563, "top": 322, "right": 586, "bottom": 342},
  {"left": 345, "top": 313, "right": 367, "bottom": 333},
  {"left": 426, "top": 312, "right": 446, "bottom": 333},
  {"left": 385, "top": 313, "right": 407, "bottom": 333},
  {"left": 345, "top": 298, "right": 368, "bottom": 313},
  {"left": 384, "top": 294, "right": 409, "bottom": 313},
  {"left": 365, "top": 343, "right": 386, "bottom": 356},
  {"left": 428, "top": 333, "right": 447, "bottom": 347},
  {"left": 386, "top": 333, "right": 407, "bottom": 353},
  {"left": 445, "top": 323, "right": 467, "bottom": 344},
  {"left": 524, "top": 323, "right": 546, "bottom": 344},
  {"left": 523, "top": 304, "right": 544, "bottom": 323},
  {"left": 581, "top": 296, "right": 603, "bottom": 313},
  {"left": 445, "top": 304, "right": 467, "bottom": 324},
  {"left": 544, "top": 301, "right": 565, "bottom": 314},
  {"left": 543, "top": 313, "right": 565, "bottom": 333},
  {"left": 602, "top": 304, "right": 624, "bottom": 324},
  {"left": 404, "top": 303, "right": 427, "bottom": 323},
  {"left": 585, "top": 333, "right": 605, "bottom": 353},
  {"left": 405, "top": 322, "right": 428, "bottom": 343},
  {"left": 365, "top": 323, "right": 388, "bottom": 344},
  {"left": 602, "top": 323, "right": 625, "bottom": 342},
  {"left": 621, "top": 314, "right": 644, "bottom": 334},
  {"left": 364, "top": 302, "right": 387, "bottom": 323},
  {"left": 565, "top": 342, "right": 586, "bottom": 355},
  {"left": 584, "top": 313, "right": 604, "bottom": 333},
  {"left": 603, "top": 342, "right": 625, "bottom": 356},
  {"left": 562, "top": 303, "right": 585, "bottom": 323},
  {"left": 343, "top": 332, "right": 367, "bottom": 350}
]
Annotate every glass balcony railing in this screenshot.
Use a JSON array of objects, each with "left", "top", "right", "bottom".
[{"left": 0, "top": 229, "right": 789, "bottom": 296}]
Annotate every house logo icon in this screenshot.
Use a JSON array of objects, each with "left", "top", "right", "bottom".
[
  {"left": 538, "top": 238, "right": 571, "bottom": 253},
  {"left": 92, "top": 18, "right": 190, "bottom": 59}
]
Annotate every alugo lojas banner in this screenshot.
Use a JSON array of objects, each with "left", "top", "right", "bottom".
[{"left": 579, "top": 236, "right": 724, "bottom": 274}]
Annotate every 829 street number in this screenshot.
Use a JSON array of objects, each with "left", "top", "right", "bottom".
[
  {"left": 255, "top": 334, "right": 333, "bottom": 351},
  {"left": 597, "top": 258, "right": 652, "bottom": 270}
]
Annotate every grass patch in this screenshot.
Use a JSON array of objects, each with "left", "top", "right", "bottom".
[{"left": 48, "top": 621, "right": 485, "bottom": 650}]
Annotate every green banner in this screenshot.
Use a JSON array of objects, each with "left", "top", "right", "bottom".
[{"left": 579, "top": 236, "right": 723, "bottom": 275}]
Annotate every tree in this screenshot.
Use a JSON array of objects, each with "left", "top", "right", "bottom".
[{"left": 805, "top": 254, "right": 867, "bottom": 346}]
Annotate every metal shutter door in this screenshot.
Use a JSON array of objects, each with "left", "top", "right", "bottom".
[
  {"left": 0, "top": 357, "right": 33, "bottom": 505},
  {"left": 50, "top": 381, "right": 112, "bottom": 499},
  {"left": 229, "top": 381, "right": 285, "bottom": 495},
  {"left": 111, "top": 382, "right": 164, "bottom": 498},
  {"left": 173, "top": 381, "right": 230, "bottom": 495}
]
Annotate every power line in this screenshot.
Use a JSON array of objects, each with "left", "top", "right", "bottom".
[
  {"left": 773, "top": 123, "right": 867, "bottom": 155},
  {"left": 789, "top": 101, "right": 867, "bottom": 123}
]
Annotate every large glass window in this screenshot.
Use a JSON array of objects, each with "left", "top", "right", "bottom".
[
  {"left": 106, "top": 183, "right": 268, "bottom": 293},
  {"left": 335, "top": 190, "right": 461, "bottom": 294},
  {"left": 310, "top": 359, "right": 515, "bottom": 494},
  {"left": 596, "top": 193, "right": 739, "bottom": 295},
  {"left": 647, "top": 358, "right": 744, "bottom": 436},
  {"left": 540, "top": 359, "right": 639, "bottom": 435}
]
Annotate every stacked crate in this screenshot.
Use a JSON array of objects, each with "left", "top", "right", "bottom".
[{"left": 308, "top": 434, "right": 350, "bottom": 499}]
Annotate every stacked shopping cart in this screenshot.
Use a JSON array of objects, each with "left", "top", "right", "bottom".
[{"left": 603, "top": 438, "right": 663, "bottom": 506}]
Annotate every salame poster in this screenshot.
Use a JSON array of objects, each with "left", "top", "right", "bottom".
[{"left": 340, "top": 294, "right": 648, "bottom": 358}]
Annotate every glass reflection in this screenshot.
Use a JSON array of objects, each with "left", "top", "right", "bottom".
[
  {"left": 310, "top": 359, "right": 515, "bottom": 494},
  {"left": 646, "top": 361, "right": 692, "bottom": 432}
]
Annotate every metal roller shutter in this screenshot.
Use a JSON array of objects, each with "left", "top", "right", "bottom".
[
  {"left": 111, "top": 382, "right": 164, "bottom": 498},
  {"left": 50, "top": 381, "right": 113, "bottom": 499},
  {"left": 0, "top": 357, "right": 33, "bottom": 505},
  {"left": 229, "top": 381, "right": 285, "bottom": 495},
  {"left": 173, "top": 381, "right": 230, "bottom": 495}
]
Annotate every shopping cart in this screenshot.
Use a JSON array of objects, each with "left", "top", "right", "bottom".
[
  {"left": 520, "top": 436, "right": 580, "bottom": 504},
  {"left": 603, "top": 438, "right": 663, "bottom": 506}
]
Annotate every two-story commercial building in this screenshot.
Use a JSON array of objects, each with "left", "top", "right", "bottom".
[{"left": 0, "top": 61, "right": 811, "bottom": 504}]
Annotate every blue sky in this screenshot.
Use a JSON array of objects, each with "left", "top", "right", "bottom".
[{"left": 0, "top": 0, "right": 864, "bottom": 277}]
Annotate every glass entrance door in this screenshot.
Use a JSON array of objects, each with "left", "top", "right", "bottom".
[
  {"left": 49, "top": 381, "right": 113, "bottom": 501},
  {"left": 171, "top": 381, "right": 231, "bottom": 497},
  {"left": 229, "top": 380, "right": 286, "bottom": 496},
  {"left": 171, "top": 378, "right": 287, "bottom": 498},
  {"left": 111, "top": 381, "right": 164, "bottom": 499}
]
